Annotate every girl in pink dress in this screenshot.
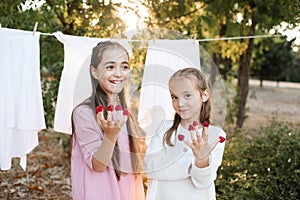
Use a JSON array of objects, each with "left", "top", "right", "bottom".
[{"left": 71, "top": 41, "right": 145, "bottom": 200}]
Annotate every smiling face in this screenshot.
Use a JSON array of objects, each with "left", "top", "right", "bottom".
[
  {"left": 91, "top": 47, "right": 130, "bottom": 100},
  {"left": 169, "top": 76, "right": 208, "bottom": 125}
]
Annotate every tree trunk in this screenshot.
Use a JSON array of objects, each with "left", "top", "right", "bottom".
[
  {"left": 236, "top": 4, "right": 257, "bottom": 128},
  {"left": 259, "top": 77, "right": 263, "bottom": 88}
]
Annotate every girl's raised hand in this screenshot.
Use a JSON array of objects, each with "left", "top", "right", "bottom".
[
  {"left": 95, "top": 104, "right": 130, "bottom": 141},
  {"left": 178, "top": 121, "right": 225, "bottom": 167}
]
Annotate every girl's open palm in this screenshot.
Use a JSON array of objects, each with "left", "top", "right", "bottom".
[
  {"left": 96, "top": 105, "right": 129, "bottom": 140},
  {"left": 181, "top": 121, "right": 221, "bottom": 162}
]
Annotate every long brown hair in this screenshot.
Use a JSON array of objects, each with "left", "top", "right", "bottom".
[
  {"left": 163, "top": 67, "right": 212, "bottom": 146},
  {"left": 72, "top": 41, "right": 144, "bottom": 179}
]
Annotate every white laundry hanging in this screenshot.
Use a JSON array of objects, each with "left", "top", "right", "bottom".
[
  {"left": 138, "top": 39, "right": 200, "bottom": 143},
  {"left": 53, "top": 32, "right": 132, "bottom": 134},
  {"left": 0, "top": 28, "right": 46, "bottom": 170}
]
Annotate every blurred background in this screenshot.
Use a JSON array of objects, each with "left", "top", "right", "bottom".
[{"left": 0, "top": 0, "right": 299, "bottom": 199}]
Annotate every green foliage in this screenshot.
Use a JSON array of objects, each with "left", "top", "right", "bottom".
[
  {"left": 252, "top": 38, "right": 300, "bottom": 82},
  {"left": 224, "top": 80, "right": 238, "bottom": 125},
  {"left": 40, "top": 35, "right": 64, "bottom": 127},
  {"left": 144, "top": 0, "right": 198, "bottom": 31},
  {"left": 288, "top": 57, "right": 300, "bottom": 82},
  {"left": 216, "top": 119, "right": 300, "bottom": 199},
  {"left": 223, "top": 78, "right": 252, "bottom": 127}
]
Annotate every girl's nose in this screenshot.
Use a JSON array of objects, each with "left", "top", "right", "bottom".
[
  {"left": 178, "top": 98, "right": 185, "bottom": 106},
  {"left": 114, "top": 66, "right": 122, "bottom": 76}
]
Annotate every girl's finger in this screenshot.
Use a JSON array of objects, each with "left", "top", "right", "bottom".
[
  {"left": 96, "top": 105, "right": 104, "bottom": 123},
  {"left": 200, "top": 136, "right": 225, "bottom": 159},
  {"left": 182, "top": 139, "right": 193, "bottom": 148},
  {"left": 115, "top": 104, "right": 123, "bottom": 121},
  {"left": 99, "top": 111, "right": 104, "bottom": 121},
  {"left": 194, "top": 123, "right": 201, "bottom": 138},
  {"left": 96, "top": 113, "right": 100, "bottom": 124},
  {"left": 96, "top": 112, "right": 104, "bottom": 124},
  {"left": 95, "top": 105, "right": 104, "bottom": 123},
  {"left": 96, "top": 116, "right": 101, "bottom": 126},
  {"left": 202, "top": 121, "right": 209, "bottom": 141},
  {"left": 117, "top": 108, "right": 130, "bottom": 127},
  {"left": 204, "top": 137, "right": 219, "bottom": 157},
  {"left": 202, "top": 126, "right": 208, "bottom": 143},
  {"left": 118, "top": 115, "right": 128, "bottom": 128},
  {"left": 107, "top": 111, "right": 112, "bottom": 121},
  {"left": 99, "top": 119, "right": 107, "bottom": 128},
  {"left": 188, "top": 125, "right": 195, "bottom": 141},
  {"left": 196, "top": 131, "right": 202, "bottom": 143},
  {"left": 106, "top": 104, "right": 114, "bottom": 121},
  {"left": 196, "top": 129, "right": 201, "bottom": 141}
]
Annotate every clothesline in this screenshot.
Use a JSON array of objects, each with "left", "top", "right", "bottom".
[
  {"left": 196, "top": 34, "right": 283, "bottom": 41},
  {"left": 39, "top": 31, "right": 282, "bottom": 42}
]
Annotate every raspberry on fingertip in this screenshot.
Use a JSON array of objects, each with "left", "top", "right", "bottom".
[
  {"left": 115, "top": 104, "right": 122, "bottom": 111},
  {"left": 203, "top": 121, "right": 209, "bottom": 127},
  {"left": 106, "top": 104, "right": 114, "bottom": 112},
  {"left": 123, "top": 109, "right": 130, "bottom": 116},
  {"left": 96, "top": 105, "right": 104, "bottom": 114},
  {"left": 178, "top": 134, "right": 185, "bottom": 141},
  {"left": 219, "top": 136, "right": 226, "bottom": 143}
]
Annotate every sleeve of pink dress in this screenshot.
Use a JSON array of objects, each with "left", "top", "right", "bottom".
[{"left": 72, "top": 105, "right": 102, "bottom": 170}]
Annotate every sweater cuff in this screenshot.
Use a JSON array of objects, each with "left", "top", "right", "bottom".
[{"left": 189, "top": 154, "right": 212, "bottom": 180}]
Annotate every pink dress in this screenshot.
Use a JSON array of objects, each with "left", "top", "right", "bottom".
[{"left": 71, "top": 104, "right": 145, "bottom": 200}]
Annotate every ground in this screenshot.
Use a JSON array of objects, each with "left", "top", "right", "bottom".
[
  {"left": 1, "top": 81, "right": 299, "bottom": 199},
  {"left": 0, "top": 133, "right": 72, "bottom": 199},
  {"left": 244, "top": 80, "right": 300, "bottom": 133}
]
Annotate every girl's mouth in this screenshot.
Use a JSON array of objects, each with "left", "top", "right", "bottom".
[
  {"left": 179, "top": 109, "right": 188, "bottom": 113},
  {"left": 110, "top": 80, "right": 122, "bottom": 85}
]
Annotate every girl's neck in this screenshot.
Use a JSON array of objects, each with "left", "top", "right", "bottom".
[
  {"left": 107, "top": 94, "right": 120, "bottom": 105},
  {"left": 180, "top": 120, "right": 192, "bottom": 130}
]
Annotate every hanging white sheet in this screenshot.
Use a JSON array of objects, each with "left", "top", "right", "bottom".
[
  {"left": 53, "top": 32, "right": 132, "bottom": 134},
  {"left": 138, "top": 39, "right": 200, "bottom": 142},
  {"left": 0, "top": 28, "right": 45, "bottom": 170}
]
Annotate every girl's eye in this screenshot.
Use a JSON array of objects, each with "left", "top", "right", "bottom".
[
  {"left": 122, "top": 65, "right": 130, "bottom": 70},
  {"left": 106, "top": 65, "right": 114, "bottom": 70},
  {"left": 185, "top": 94, "right": 191, "bottom": 98},
  {"left": 171, "top": 96, "right": 178, "bottom": 100}
]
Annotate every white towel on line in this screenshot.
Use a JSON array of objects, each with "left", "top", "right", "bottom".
[
  {"left": 0, "top": 28, "right": 45, "bottom": 170},
  {"left": 53, "top": 32, "right": 132, "bottom": 134},
  {"left": 138, "top": 40, "right": 200, "bottom": 143}
]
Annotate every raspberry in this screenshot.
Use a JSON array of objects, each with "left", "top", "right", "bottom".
[
  {"left": 203, "top": 121, "right": 209, "bottom": 127},
  {"left": 178, "top": 134, "right": 185, "bottom": 141},
  {"left": 219, "top": 136, "right": 226, "bottom": 143},
  {"left": 115, "top": 104, "right": 122, "bottom": 111},
  {"left": 123, "top": 109, "right": 130, "bottom": 116},
  {"left": 106, "top": 104, "right": 114, "bottom": 112},
  {"left": 193, "top": 121, "right": 199, "bottom": 126},
  {"left": 188, "top": 125, "right": 195, "bottom": 131},
  {"left": 95, "top": 105, "right": 104, "bottom": 114}
]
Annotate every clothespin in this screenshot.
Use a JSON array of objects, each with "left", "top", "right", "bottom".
[
  {"left": 32, "top": 22, "right": 38, "bottom": 36},
  {"left": 193, "top": 33, "right": 197, "bottom": 44},
  {"left": 152, "top": 35, "right": 156, "bottom": 44}
]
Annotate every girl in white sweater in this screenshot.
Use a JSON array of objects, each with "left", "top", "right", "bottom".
[{"left": 144, "top": 67, "right": 226, "bottom": 200}]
